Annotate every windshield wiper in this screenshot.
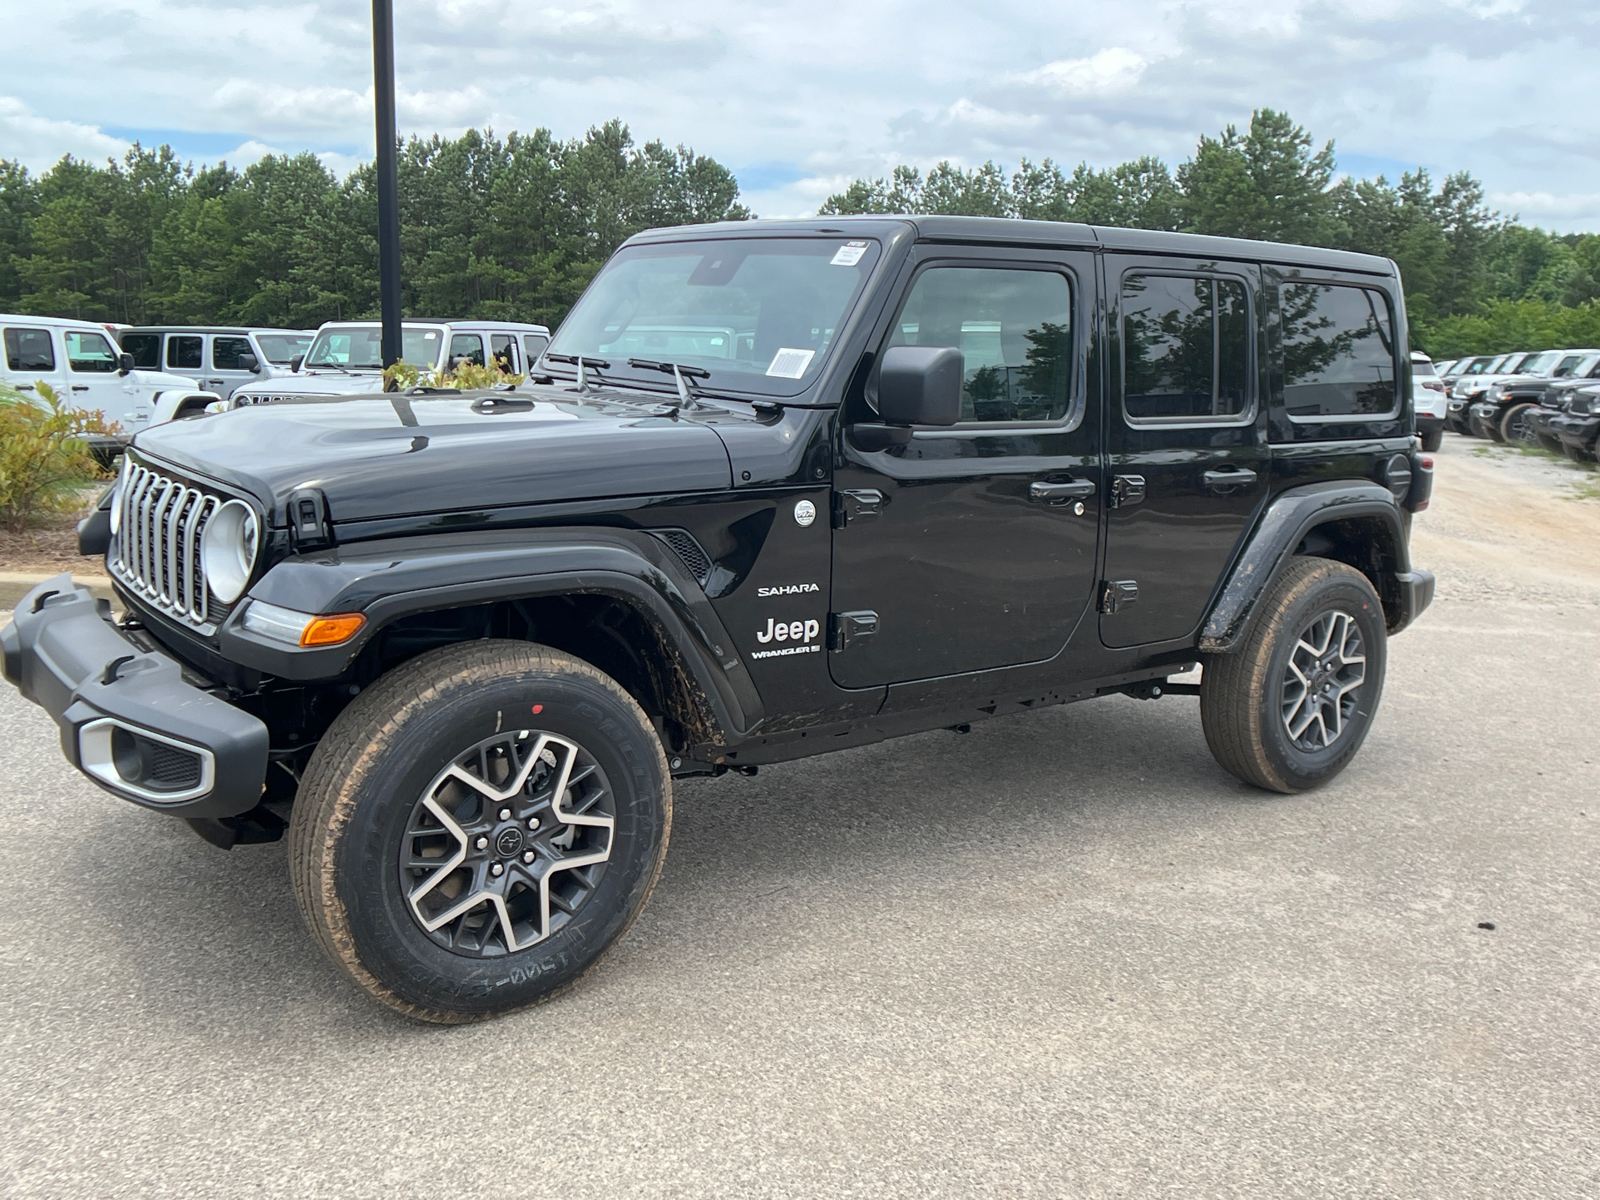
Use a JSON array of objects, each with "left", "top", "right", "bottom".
[
  {"left": 307, "top": 359, "right": 353, "bottom": 375},
  {"left": 626, "top": 358, "right": 711, "bottom": 411},
  {"left": 546, "top": 353, "right": 610, "bottom": 394}
]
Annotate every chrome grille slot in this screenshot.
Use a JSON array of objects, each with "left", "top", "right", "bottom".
[{"left": 112, "top": 460, "right": 231, "bottom": 631}]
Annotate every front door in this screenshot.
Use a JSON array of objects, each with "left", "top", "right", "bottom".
[
  {"left": 1099, "top": 256, "right": 1269, "bottom": 648},
  {"left": 208, "top": 334, "right": 259, "bottom": 399},
  {"left": 829, "top": 248, "right": 1102, "bottom": 688},
  {"left": 62, "top": 328, "right": 146, "bottom": 431}
]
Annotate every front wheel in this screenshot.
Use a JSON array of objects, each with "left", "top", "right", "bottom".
[
  {"left": 289, "top": 640, "right": 672, "bottom": 1023},
  {"left": 1501, "top": 403, "right": 1538, "bottom": 446},
  {"left": 1200, "top": 557, "right": 1388, "bottom": 793}
]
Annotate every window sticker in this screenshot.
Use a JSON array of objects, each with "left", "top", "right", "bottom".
[
  {"left": 829, "top": 241, "right": 869, "bottom": 267},
  {"left": 766, "top": 347, "right": 815, "bottom": 379}
]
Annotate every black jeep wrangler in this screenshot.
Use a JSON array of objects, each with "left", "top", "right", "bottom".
[{"left": 3, "top": 217, "right": 1434, "bottom": 1022}]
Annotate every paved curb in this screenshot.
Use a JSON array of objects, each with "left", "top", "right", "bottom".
[{"left": 0, "top": 571, "right": 114, "bottom": 610}]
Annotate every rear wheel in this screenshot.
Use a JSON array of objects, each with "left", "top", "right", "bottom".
[
  {"left": 1419, "top": 426, "right": 1443, "bottom": 453},
  {"left": 1501, "top": 403, "right": 1538, "bottom": 446},
  {"left": 1201, "top": 557, "right": 1387, "bottom": 794},
  {"left": 289, "top": 640, "right": 672, "bottom": 1023}
]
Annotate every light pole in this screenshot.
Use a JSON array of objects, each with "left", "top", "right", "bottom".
[{"left": 372, "top": 0, "right": 403, "bottom": 368}]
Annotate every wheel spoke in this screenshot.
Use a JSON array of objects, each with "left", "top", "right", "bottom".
[{"left": 1280, "top": 607, "right": 1368, "bottom": 750}]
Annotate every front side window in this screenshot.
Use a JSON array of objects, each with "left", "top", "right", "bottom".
[
  {"left": 167, "top": 335, "right": 203, "bottom": 369},
  {"left": 213, "top": 336, "right": 255, "bottom": 370},
  {"left": 1122, "top": 274, "right": 1250, "bottom": 422},
  {"left": 886, "top": 266, "right": 1074, "bottom": 423},
  {"left": 122, "top": 333, "right": 161, "bottom": 369},
  {"left": 449, "top": 334, "right": 485, "bottom": 367},
  {"left": 522, "top": 334, "right": 549, "bottom": 363},
  {"left": 4, "top": 327, "right": 56, "bottom": 372},
  {"left": 305, "top": 327, "right": 444, "bottom": 370},
  {"left": 65, "top": 331, "right": 118, "bottom": 373},
  {"left": 548, "top": 237, "right": 882, "bottom": 397},
  {"left": 1280, "top": 283, "right": 1397, "bottom": 420},
  {"left": 1552, "top": 356, "right": 1581, "bottom": 378},
  {"left": 255, "top": 334, "right": 311, "bottom": 365}
]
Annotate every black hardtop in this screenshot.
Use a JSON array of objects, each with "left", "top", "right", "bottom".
[{"left": 627, "top": 214, "right": 1396, "bottom": 277}]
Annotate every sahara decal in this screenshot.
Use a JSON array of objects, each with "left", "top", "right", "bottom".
[
  {"left": 751, "top": 616, "right": 822, "bottom": 659},
  {"left": 756, "top": 583, "right": 821, "bottom": 597}
]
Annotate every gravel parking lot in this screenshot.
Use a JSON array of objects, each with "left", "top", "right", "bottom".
[{"left": 2, "top": 437, "right": 1597, "bottom": 1199}]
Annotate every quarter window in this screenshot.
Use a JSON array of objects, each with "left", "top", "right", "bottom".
[
  {"left": 449, "top": 334, "right": 485, "bottom": 368},
  {"left": 3, "top": 328, "right": 56, "bottom": 372},
  {"left": 213, "top": 337, "right": 255, "bottom": 370},
  {"left": 167, "top": 336, "right": 203, "bottom": 370},
  {"left": 1122, "top": 274, "right": 1251, "bottom": 422},
  {"left": 1280, "top": 283, "right": 1397, "bottom": 419},
  {"left": 65, "top": 331, "right": 118, "bottom": 373},
  {"left": 886, "top": 266, "right": 1074, "bottom": 423},
  {"left": 122, "top": 333, "right": 161, "bottom": 369}
]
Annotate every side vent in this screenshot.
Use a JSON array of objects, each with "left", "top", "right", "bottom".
[{"left": 652, "top": 529, "right": 712, "bottom": 587}]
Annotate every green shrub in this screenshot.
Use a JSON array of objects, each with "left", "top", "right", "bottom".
[
  {"left": 0, "top": 381, "right": 117, "bottom": 532},
  {"left": 381, "top": 358, "right": 526, "bottom": 392}
]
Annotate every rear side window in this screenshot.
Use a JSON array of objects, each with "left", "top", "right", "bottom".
[
  {"left": 1122, "top": 274, "right": 1250, "bottom": 422},
  {"left": 167, "top": 336, "right": 203, "bottom": 370},
  {"left": 1280, "top": 283, "right": 1397, "bottom": 420},
  {"left": 4, "top": 327, "right": 55, "bottom": 371},
  {"left": 449, "top": 334, "right": 485, "bottom": 367},
  {"left": 522, "top": 334, "right": 549, "bottom": 362},
  {"left": 490, "top": 334, "right": 517, "bottom": 373},
  {"left": 122, "top": 333, "right": 161, "bottom": 369},
  {"left": 213, "top": 336, "right": 255, "bottom": 370},
  {"left": 64, "top": 331, "right": 118, "bottom": 372}
]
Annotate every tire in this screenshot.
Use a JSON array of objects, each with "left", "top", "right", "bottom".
[
  {"left": 1200, "top": 557, "right": 1387, "bottom": 794},
  {"left": 1537, "top": 433, "right": 1564, "bottom": 454},
  {"left": 289, "top": 640, "right": 672, "bottom": 1023},
  {"left": 1419, "top": 427, "right": 1443, "bottom": 452},
  {"left": 1501, "top": 403, "right": 1537, "bottom": 446}
]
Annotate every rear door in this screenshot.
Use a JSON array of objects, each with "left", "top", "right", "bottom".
[
  {"left": 1100, "top": 256, "right": 1269, "bottom": 648},
  {"left": 490, "top": 333, "right": 519, "bottom": 375},
  {"left": 165, "top": 333, "right": 205, "bottom": 384}
]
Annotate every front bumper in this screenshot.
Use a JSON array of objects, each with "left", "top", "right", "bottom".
[
  {"left": 1, "top": 576, "right": 268, "bottom": 818},
  {"left": 1551, "top": 414, "right": 1600, "bottom": 450},
  {"left": 1468, "top": 402, "right": 1501, "bottom": 436},
  {"left": 1446, "top": 399, "right": 1473, "bottom": 433}
]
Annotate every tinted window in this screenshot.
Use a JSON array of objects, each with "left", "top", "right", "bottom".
[
  {"left": 122, "top": 333, "right": 161, "bottom": 369},
  {"left": 886, "top": 266, "right": 1074, "bottom": 423},
  {"left": 490, "top": 334, "right": 517, "bottom": 373},
  {"left": 167, "top": 335, "right": 203, "bottom": 369},
  {"left": 449, "top": 334, "right": 485, "bottom": 367},
  {"left": 213, "top": 336, "right": 255, "bottom": 370},
  {"left": 1122, "top": 274, "right": 1250, "bottom": 421},
  {"left": 522, "top": 334, "right": 549, "bottom": 362},
  {"left": 1411, "top": 357, "right": 1437, "bottom": 378},
  {"left": 255, "top": 334, "right": 311, "bottom": 364},
  {"left": 1280, "top": 283, "right": 1396, "bottom": 419},
  {"left": 65, "top": 331, "right": 118, "bottom": 372},
  {"left": 4, "top": 328, "right": 56, "bottom": 371}
]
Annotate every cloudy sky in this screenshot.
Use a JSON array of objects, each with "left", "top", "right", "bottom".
[{"left": 1, "top": 0, "right": 1595, "bottom": 230}]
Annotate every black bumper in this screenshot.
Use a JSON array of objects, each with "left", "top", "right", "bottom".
[
  {"left": 1551, "top": 414, "right": 1600, "bottom": 450},
  {"left": 1392, "top": 568, "right": 1436, "bottom": 635},
  {"left": 1, "top": 575, "right": 268, "bottom": 818}
]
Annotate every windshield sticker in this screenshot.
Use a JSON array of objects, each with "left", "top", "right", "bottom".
[
  {"left": 766, "top": 348, "right": 815, "bottom": 379},
  {"left": 830, "top": 241, "right": 869, "bottom": 267}
]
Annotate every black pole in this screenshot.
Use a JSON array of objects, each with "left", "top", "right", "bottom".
[{"left": 372, "top": 0, "right": 402, "bottom": 368}]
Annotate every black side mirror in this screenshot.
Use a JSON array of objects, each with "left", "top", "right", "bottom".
[
  {"left": 117, "top": 352, "right": 134, "bottom": 376},
  {"left": 878, "top": 345, "right": 963, "bottom": 426},
  {"left": 237, "top": 352, "right": 259, "bottom": 373},
  {"left": 290, "top": 354, "right": 304, "bottom": 373}
]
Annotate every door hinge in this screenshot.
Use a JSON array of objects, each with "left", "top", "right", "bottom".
[
  {"left": 1099, "top": 580, "right": 1139, "bottom": 614},
  {"left": 832, "top": 488, "right": 885, "bottom": 528},
  {"left": 1110, "top": 475, "right": 1146, "bottom": 509},
  {"left": 828, "top": 610, "right": 879, "bottom": 651}
]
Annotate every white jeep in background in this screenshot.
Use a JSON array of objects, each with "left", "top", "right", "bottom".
[
  {"left": 0, "top": 313, "right": 218, "bottom": 457},
  {"left": 117, "top": 326, "right": 314, "bottom": 402},
  {"left": 229, "top": 319, "right": 552, "bottom": 408}
]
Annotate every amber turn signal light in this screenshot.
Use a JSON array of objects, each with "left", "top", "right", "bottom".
[{"left": 300, "top": 613, "right": 366, "bottom": 647}]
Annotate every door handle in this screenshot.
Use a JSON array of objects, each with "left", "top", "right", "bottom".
[
  {"left": 1203, "top": 467, "right": 1257, "bottom": 491},
  {"left": 15, "top": 384, "right": 35, "bottom": 391},
  {"left": 1029, "top": 479, "right": 1095, "bottom": 504},
  {"left": 71, "top": 385, "right": 90, "bottom": 392}
]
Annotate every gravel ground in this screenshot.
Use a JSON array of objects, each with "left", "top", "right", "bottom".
[{"left": 0, "top": 434, "right": 1596, "bottom": 1199}]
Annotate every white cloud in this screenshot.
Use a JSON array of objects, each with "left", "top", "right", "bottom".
[
  {"left": 0, "top": 96, "right": 127, "bottom": 171},
  {"left": 1014, "top": 48, "right": 1151, "bottom": 97}
]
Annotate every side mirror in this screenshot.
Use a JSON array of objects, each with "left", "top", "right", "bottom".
[
  {"left": 117, "top": 352, "right": 134, "bottom": 376},
  {"left": 877, "top": 345, "right": 963, "bottom": 427},
  {"left": 290, "top": 354, "right": 304, "bottom": 373},
  {"left": 238, "top": 352, "right": 259, "bottom": 373}
]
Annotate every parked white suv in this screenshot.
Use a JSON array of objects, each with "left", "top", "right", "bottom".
[
  {"left": 1411, "top": 351, "right": 1447, "bottom": 451},
  {"left": 230, "top": 319, "right": 552, "bottom": 407},
  {"left": 1, "top": 313, "right": 217, "bottom": 454},
  {"left": 118, "top": 326, "right": 314, "bottom": 401}
]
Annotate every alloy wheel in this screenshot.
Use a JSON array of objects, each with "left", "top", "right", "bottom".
[{"left": 1280, "top": 609, "right": 1367, "bottom": 751}]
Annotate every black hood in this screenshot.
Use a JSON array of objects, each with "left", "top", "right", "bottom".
[{"left": 132, "top": 388, "right": 734, "bottom": 525}]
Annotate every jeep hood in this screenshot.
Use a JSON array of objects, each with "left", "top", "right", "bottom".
[
  {"left": 130, "top": 390, "right": 734, "bottom": 526},
  {"left": 234, "top": 371, "right": 387, "bottom": 398}
]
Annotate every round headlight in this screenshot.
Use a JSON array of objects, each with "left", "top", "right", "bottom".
[{"left": 201, "top": 499, "right": 259, "bottom": 604}]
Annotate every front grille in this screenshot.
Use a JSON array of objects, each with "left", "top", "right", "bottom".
[
  {"left": 112, "top": 461, "right": 232, "bottom": 630},
  {"left": 233, "top": 392, "right": 333, "bottom": 407}
]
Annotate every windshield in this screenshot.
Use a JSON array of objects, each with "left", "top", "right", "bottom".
[
  {"left": 546, "top": 237, "right": 883, "bottom": 397},
  {"left": 1461, "top": 357, "right": 1495, "bottom": 375},
  {"left": 306, "top": 326, "right": 445, "bottom": 370},
  {"left": 256, "top": 333, "right": 313, "bottom": 364},
  {"left": 1516, "top": 351, "right": 1559, "bottom": 374}
]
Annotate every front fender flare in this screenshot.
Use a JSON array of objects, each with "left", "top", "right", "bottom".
[
  {"left": 1199, "top": 480, "right": 1430, "bottom": 653},
  {"left": 218, "top": 527, "right": 764, "bottom": 740}
]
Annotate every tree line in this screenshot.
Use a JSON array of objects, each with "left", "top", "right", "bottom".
[{"left": 2, "top": 108, "right": 1596, "bottom": 357}]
